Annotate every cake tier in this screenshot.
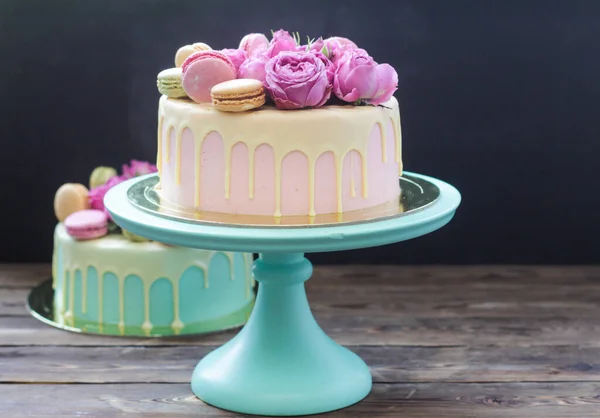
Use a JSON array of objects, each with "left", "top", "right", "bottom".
[
  {"left": 52, "top": 224, "right": 254, "bottom": 336},
  {"left": 157, "top": 96, "right": 402, "bottom": 217}
]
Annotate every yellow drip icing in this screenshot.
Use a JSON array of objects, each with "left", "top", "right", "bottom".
[
  {"left": 225, "top": 252, "right": 235, "bottom": 280},
  {"left": 189, "top": 264, "right": 209, "bottom": 288},
  {"left": 175, "top": 128, "right": 185, "bottom": 185},
  {"left": 224, "top": 143, "right": 233, "bottom": 199},
  {"left": 171, "top": 277, "right": 184, "bottom": 335},
  {"left": 142, "top": 282, "right": 152, "bottom": 335},
  {"left": 335, "top": 152, "right": 343, "bottom": 213},
  {"left": 395, "top": 114, "right": 403, "bottom": 175},
  {"left": 165, "top": 126, "right": 171, "bottom": 163},
  {"left": 68, "top": 270, "right": 75, "bottom": 326},
  {"left": 361, "top": 146, "right": 369, "bottom": 198},
  {"left": 377, "top": 121, "right": 387, "bottom": 163},
  {"left": 157, "top": 116, "right": 163, "bottom": 175},
  {"left": 61, "top": 270, "right": 68, "bottom": 318},
  {"left": 158, "top": 97, "right": 401, "bottom": 217}
]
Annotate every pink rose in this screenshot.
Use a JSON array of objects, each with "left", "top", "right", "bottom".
[
  {"left": 298, "top": 37, "right": 325, "bottom": 54},
  {"left": 265, "top": 51, "right": 332, "bottom": 110},
  {"left": 239, "top": 33, "right": 269, "bottom": 58},
  {"left": 311, "top": 50, "right": 334, "bottom": 84},
  {"left": 238, "top": 53, "right": 270, "bottom": 84},
  {"left": 324, "top": 36, "right": 358, "bottom": 61},
  {"left": 89, "top": 175, "right": 126, "bottom": 217},
  {"left": 221, "top": 48, "right": 248, "bottom": 74},
  {"left": 265, "top": 29, "right": 297, "bottom": 58},
  {"left": 121, "top": 160, "right": 157, "bottom": 179},
  {"left": 333, "top": 48, "right": 398, "bottom": 106}
]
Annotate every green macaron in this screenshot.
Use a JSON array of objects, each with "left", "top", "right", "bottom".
[{"left": 156, "top": 67, "right": 187, "bottom": 99}]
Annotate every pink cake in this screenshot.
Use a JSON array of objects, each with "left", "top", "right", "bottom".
[{"left": 156, "top": 30, "right": 402, "bottom": 217}]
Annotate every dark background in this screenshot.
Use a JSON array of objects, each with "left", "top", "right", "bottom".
[{"left": 1, "top": 0, "right": 599, "bottom": 264}]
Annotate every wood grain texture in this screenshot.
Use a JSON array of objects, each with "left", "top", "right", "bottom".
[
  {"left": 3, "top": 382, "right": 600, "bottom": 417},
  {"left": 3, "top": 264, "right": 600, "bottom": 416},
  {"left": 5, "top": 344, "right": 600, "bottom": 384}
]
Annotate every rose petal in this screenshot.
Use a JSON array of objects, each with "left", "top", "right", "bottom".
[
  {"left": 305, "top": 74, "right": 330, "bottom": 107},
  {"left": 344, "top": 64, "right": 379, "bottom": 99},
  {"left": 340, "top": 87, "right": 361, "bottom": 103},
  {"left": 273, "top": 96, "right": 304, "bottom": 110},
  {"left": 366, "top": 63, "right": 398, "bottom": 105}
]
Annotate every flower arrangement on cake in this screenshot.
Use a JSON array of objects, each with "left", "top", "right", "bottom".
[
  {"left": 157, "top": 29, "right": 398, "bottom": 112},
  {"left": 54, "top": 160, "right": 157, "bottom": 242}
]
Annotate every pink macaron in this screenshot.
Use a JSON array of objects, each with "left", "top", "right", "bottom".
[
  {"left": 181, "top": 50, "right": 236, "bottom": 103},
  {"left": 64, "top": 209, "right": 108, "bottom": 240}
]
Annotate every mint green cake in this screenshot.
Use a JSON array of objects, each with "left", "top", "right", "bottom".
[
  {"left": 52, "top": 224, "right": 254, "bottom": 336},
  {"left": 51, "top": 160, "right": 255, "bottom": 336}
]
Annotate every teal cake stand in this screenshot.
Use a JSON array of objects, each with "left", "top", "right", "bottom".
[{"left": 105, "top": 172, "right": 461, "bottom": 416}]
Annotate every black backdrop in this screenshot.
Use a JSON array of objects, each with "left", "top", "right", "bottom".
[{"left": 1, "top": 0, "right": 599, "bottom": 264}]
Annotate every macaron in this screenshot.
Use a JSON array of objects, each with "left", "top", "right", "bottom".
[
  {"left": 239, "top": 33, "right": 269, "bottom": 58},
  {"left": 181, "top": 51, "right": 236, "bottom": 103},
  {"left": 156, "top": 68, "right": 187, "bottom": 98},
  {"left": 175, "top": 42, "right": 212, "bottom": 68},
  {"left": 89, "top": 166, "right": 117, "bottom": 189},
  {"left": 211, "top": 79, "right": 266, "bottom": 112},
  {"left": 64, "top": 209, "right": 108, "bottom": 240},
  {"left": 54, "top": 183, "right": 90, "bottom": 222}
]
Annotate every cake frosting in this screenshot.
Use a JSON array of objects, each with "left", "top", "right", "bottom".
[
  {"left": 51, "top": 160, "right": 255, "bottom": 336},
  {"left": 53, "top": 224, "right": 254, "bottom": 336},
  {"left": 155, "top": 30, "right": 402, "bottom": 218},
  {"left": 157, "top": 97, "right": 401, "bottom": 217}
]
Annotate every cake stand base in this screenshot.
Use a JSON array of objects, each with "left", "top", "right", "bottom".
[
  {"left": 192, "top": 253, "right": 370, "bottom": 416},
  {"left": 105, "top": 172, "right": 461, "bottom": 416}
]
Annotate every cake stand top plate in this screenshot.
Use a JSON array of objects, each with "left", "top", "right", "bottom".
[{"left": 105, "top": 171, "right": 461, "bottom": 253}]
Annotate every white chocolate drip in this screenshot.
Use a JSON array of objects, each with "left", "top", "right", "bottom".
[
  {"left": 53, "top": 226, "right": 252, "bottom": 334},
  {"left": 157, "top": 96, "right": 402, "bottom": 217}
]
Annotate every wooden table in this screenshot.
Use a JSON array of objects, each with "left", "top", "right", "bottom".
[{"left": 2, "top": 265, "right": 600, "bottom": 417}]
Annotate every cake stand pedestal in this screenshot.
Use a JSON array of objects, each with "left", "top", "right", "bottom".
[{"left": 105, "top": 172, "right": 461, "bottom": 416}]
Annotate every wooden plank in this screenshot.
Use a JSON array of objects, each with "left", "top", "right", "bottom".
[
  {"left": 2, "top": 382, "right": 600, "bottom": 417},
  {"left": 0, "top": 263, "right": 49, "bottom": 288},
  {"left": 5, "top": 274, "right": 600, "bottom": 320},
  {"left": 4, "top": 309, "right": 600, "bottom": 347},
  {"left": 4, "top": 264, "right": 600, "bottom": 290},
  {"left": 5, "top": 345, "right": 600, "bottom": 384},
  {"left": 5, "top": 265, "right": 600, "bottom": 322},
  {"left": 2, "top": 264, "right": 600, "bottom": 346},
  {"left": 7, "top": 284, "right": 600, "bottom": 319},
  {"left": 309, "top": 265, "right": 600, "bottom": 286},
  {"left": 7, "top": 276, "right": 600, "bottom": 320},
  {"left": 0, "top": 288, "right": 28, "bottom": 316}
]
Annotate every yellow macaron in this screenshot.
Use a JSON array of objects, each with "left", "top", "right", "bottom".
[
  {"left": 210, "top": 79, "right": 266, "bottom": 112},
  {"left": 54, "top": 183, "right": 90, "bottom": 222},
  {"left": 156, "top": 67, "right": 187, "bottom": 98},
  {"left": 175, "top": 42, "right": 212, "bottom": 68}
]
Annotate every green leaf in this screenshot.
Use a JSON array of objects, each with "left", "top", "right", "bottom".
[{"left": 321, "top": 44, "right": 330, "bottom": 57}]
